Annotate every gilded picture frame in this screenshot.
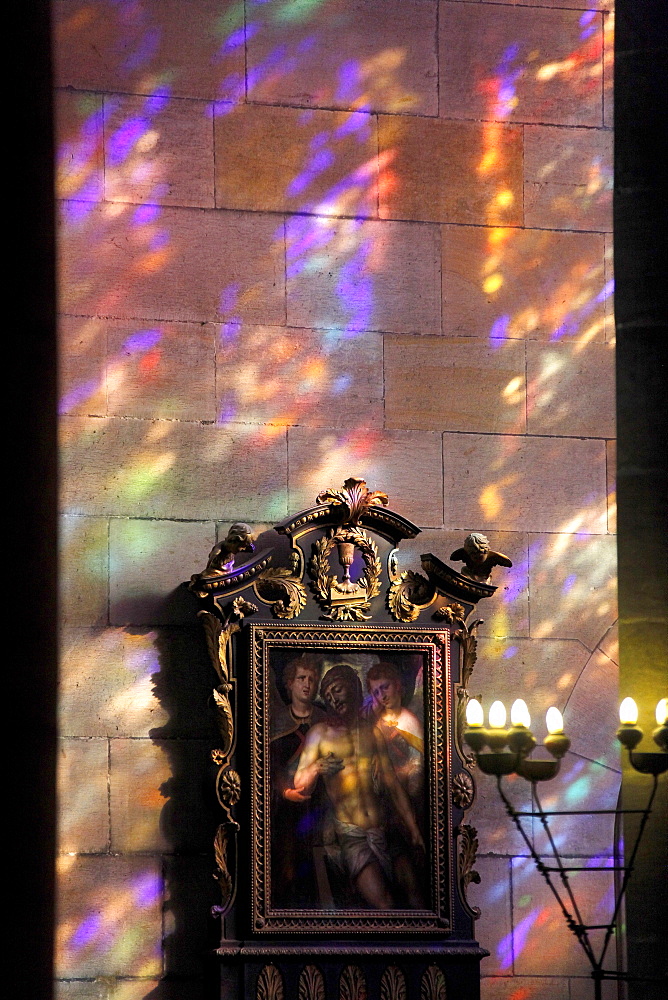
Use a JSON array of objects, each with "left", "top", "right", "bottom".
[{"left": 250, "top": 622, "right": 453, "bottom": 934}]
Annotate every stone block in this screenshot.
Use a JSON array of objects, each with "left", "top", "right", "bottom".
[
  {"left": 442, "top": 225, "right": 608, "bottom": 342},
  {"left": 378, "top": 116, "right": 522, "bottom": 226},
  {"left": 287, "top": 426, "right": 444, "bottom": 526},
  {"left": 569, "top": 976, "right": 618, "bottom": 1000},
  {"left": 56, "top": 90, "right": 104, "bottom": 203},
  {"left": 468, "top": 856, "right": 513, "bottom": 976},
  {"left": 526, "top": 341, "right": 615, "bottom": 438},
  {"left": 58, "top": 738, "right": 109, "bottom": 853},
  {"left": 104, "top": 95, "right": 214, "bottom": 209},
  {"left": 604, "top": 233, "right": 614, "bottom": 341},
  {"left": 481, "top": 977, "right": 569, "bottom": 1000},
  {"left": 384, "top": 335, "right": 526, "bottom": 434},
  {"left": 109, "top": 739, "right": 216, "bottom": 853},
  {"left": 109, "top": 981, "right": 209, "bottom": 1000},
  {"left": 55, "top": 854, "right": 162, "bottom": 978},
  {"left": 564, "top": 648, "right": 619, "bottom": 768},
  {"left": 215, "top": 104, "right": 378, "bottom": 217},
  {"left": 606, "top": 439, "right": 616, "bottom": 533},
  {"left": 60, "top": 516, "right": 109, "bottom": 627},
  {"left": 443, "top": 433, "right": 608, "bottom": 534},
  {"left": 58, "top": 203, "right": 285, "bottom": 326},
  {"left": 59, "top": 315, "right": 107, "bottom": 418},
  {"left": 286, "top": 216, "right": 441, "bottom": 335},
  {"left": 532, "top": 752, "right": 620, "bottom": 857},
  {"left": 217, "top": 325, "right": 383, "bottom": 427},
  {"left": 107, "top": 319, "right": 216, "bottom": 421},
  {"left": 245, "top": 0, "right": 438, "bottom": 116},
  {"left": 439, "top": 3, "right": 603, "bottom": 127},
  {"left": 512, "top": 854, "right": 615, "bottom": 976},
  {"left": 474, "top": 636, "right": 590, "bottom": 721},
  {"left": 603, "top": 11, "right": 614, "bottom": 129},
  {"left": 60, "top": 416, "right": 289, "bottom": 520},
  {"left": 55, "top": 982, "right": 108, "bottom": 1000},
  {"left": 53, "top": 0, "right": 244, "bottom": 101},
  {"left": 59, "top": 626, "right": 217, "bottom": 740},
  {"left": 524, "top": 125, "right": 613, "bottom": 232},
  {"left": 109, "top": 519, "right": 215, "bottom": 625},
  {"left": 528, "top": 532, "right": 617, "bottom": 650}
]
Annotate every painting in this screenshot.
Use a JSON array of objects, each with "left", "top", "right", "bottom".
[{"left": 250, "top": 624, "right": 452, "bottom": 933}]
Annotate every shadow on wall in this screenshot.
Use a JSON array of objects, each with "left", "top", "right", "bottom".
[{"left": 148, "top": 586, "right": 222, "bottom": 998}]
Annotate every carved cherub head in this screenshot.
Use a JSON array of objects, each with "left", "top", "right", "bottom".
[{"left": 463, "top": 532, "right": 490, "bottom": 563}]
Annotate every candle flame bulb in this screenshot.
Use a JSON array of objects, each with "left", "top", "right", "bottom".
[
  {"left": 466, "top": 699, "right": 484, "bottom": 727},
  {"left": 546, "top": 707, "right": 564, "bottom": 734},
  {"left": 656, "top": 698, "right": 668, "bottom": 726},
  {"left": 619, "top": 697, "right": 638, "bottom": 725},
  {"left": 511, "top": 699, "right": 531, "bottom": 728},
  {"left": 489, "top": 700, "right": 507, "bottom": 729}
]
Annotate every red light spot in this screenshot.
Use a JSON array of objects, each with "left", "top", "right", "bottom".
[{"left": 139, "top": 347, "right": 161, "bottom": 377}]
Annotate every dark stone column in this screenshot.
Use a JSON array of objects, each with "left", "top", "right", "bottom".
[
  {"left": 12, "top": 3, "right": 57, "bottom": 998},
  {"left": 614, "top": 3, "right": 668, "bottom": 997}
]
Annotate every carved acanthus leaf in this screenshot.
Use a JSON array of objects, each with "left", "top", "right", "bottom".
[
  {"left": 212, "top": 685, "right": 234, "bottom": 755},
  {"left": 388, "top": 570, "right": 434, "bottom": 622},
  {"left": 380, "top": 965, "right": 406, "bottom": 1000},
  {"left": 213, "top": 823, "right": 235, "bottom": 913},
  {"left": 255, "top": 567, "right": 307, "bottom": 619},
  {"left": 299, "top": 966, "right": 326, "bottom": 1000},
  {"left": 420, "top": 965, "right": 446, "bottom": 1000},
  {"left": 257, "top": 964, "right": 284, "bottom": 1000},
  {"left": 339, "top": 965, "right": 367, "bottom": 1000},
  {"left": 433, "top": 601, "right": 466, "bottom": 625},
  {"left": 458, "top": 823, "right": 481, "bottom": 918},
  {"left": 316, "top": 476, "right": 388, "bottom": 525}
]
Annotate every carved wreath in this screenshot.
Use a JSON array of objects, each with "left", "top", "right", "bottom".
[{"left": 310, "top": 526, "right": 381, "bottom": 621}]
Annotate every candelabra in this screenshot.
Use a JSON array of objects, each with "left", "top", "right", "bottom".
[{"left": 464, "top": 696, "right": 668, "bottom": 1000}]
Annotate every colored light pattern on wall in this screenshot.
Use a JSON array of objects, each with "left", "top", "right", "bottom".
[{"left": 54, "top": 0, "right": 617, "bottom": 995}]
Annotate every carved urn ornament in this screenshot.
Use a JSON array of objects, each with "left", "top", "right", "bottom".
[{"left": 187, "top": 478, "right": 512, "bottom": 1000}]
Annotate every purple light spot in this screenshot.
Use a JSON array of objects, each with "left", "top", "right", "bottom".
[
  {"left": 502, "top": 646, "right": 518, "bottom": 659},
  {"left": 298, "top": 109, "right": 316, "bottom": 123},
  {"left": 309, "top": 131, "right": 329, "bottom": 150},
  {"left": 561, "top": 573, "right": 577, "bottom": 595},
  {"left": 70, "top": 912, "right": 102, "bottom": 950},
  {"left": 133, "top": 203, "right": 161, "bottom": 225},
  {"left": 218, "top": 399, "right": 237, "bottom": 423},
  {"left": 596, "top": 279, "right": 615, "bottom": 303},
  {"left": 149, "top": 229, "right": 169, "bottom": 251},
  {"left": 107, "top": 117, "right": 148, "bottom": 165},
  {"left": 502, "top": 907, "right": 539, "bottom": 967},
  {"left": 336, "top": 61, "right": 360, "bottom": 103},
  {"left": 332, "top": 374, "right": 352, "bottom": 394},
  {"left": 220, "top": 318, "right": 242, "bottom": 342},
  {"left": 62, "top": 199, "right": 95, "bottom": 224},
  {"left": 133, "top": 872, "right": 162, "bottom": 908},
  {"left": 581, "top": 24, "right": 598, "bottom": 40},
  {"left": 81, "top": 109, "right": 104, "bottom": 138},
  {"left": 144, "top": 90, "right": 171, "bottom": 114},
  {"left": 502, "top": 43, "right": 520, "bottom": 63},
  {"left": 489, "top": 314, "right": 510, "bottom": 347},
  {"left": 218, "top": 74, "right": 245, "bottom": 104},
  {"left": 580, "top": 10, "right": 597, "bottom": 26},
  {"left": 122, "top": 28, "right": 161, "bottom": 72},
  {"left": 222, "top": 25, "right": 254, "bottom": 53},
  {"left": 122, "top": 328, "right": 162, "bottom": 353},
  {"left": 59, "top": 378, "right": 100, "bottom": 415},
  {"left": 297, "top": 36, "right": 316, "bottom": 54},
  {"left": 220, "top": 284, "right": 240, "bottom": 315}
]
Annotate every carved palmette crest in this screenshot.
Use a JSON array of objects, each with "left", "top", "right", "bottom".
[
  {"left": 388, "top": 570, "right": 435, "bottom": 622},
  {"left": 420, "top": 965, "right": 447, "bottom": 1000},
  {"left": 299, "top": 965, "right": 325, "bottom": 1000},
  {"left": 310, "top": 526, "right": 381, "bottom": 621},
  {"left": 339, "top": 964, "right": 367, "bottom": 1000},
  {"left": 257, "top": 964, "right": 284, "bottom": 1000},
  {"left": 380, "top": 965, "right": 406, "bottom": 1000}
]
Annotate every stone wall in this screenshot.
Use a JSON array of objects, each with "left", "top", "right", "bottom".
[{"left": 54, "top": 2, "right": 616, "bottom": 998}]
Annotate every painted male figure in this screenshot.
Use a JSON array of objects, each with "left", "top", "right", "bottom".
[{"left": 294, "top": 663, "right": 424, "bottom": 910}]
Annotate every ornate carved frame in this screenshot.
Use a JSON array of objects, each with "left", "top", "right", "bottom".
[{"left": 251, "top": 623, "right": 452, "bottom": 934}]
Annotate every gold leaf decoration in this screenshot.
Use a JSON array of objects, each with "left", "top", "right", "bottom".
[
  {"left": 212, "top": 684, "right": 234, "bottom": 756},
  {"left": 420, "top": 965, "right": 446, "bottom": 1000},
  {"left": 458, "top": 823, "right": 481, "bottom": 919},
  {"left": 433, "top": 602, "right": 466, "bottom": 624},
  {"left": 213, "top": 823, "right": 234, "bottom": 912},
  {"left": 388, "top": 570, "right": 434, "bottom": 622},
  {"left": 257, "top": 964, "right": 284, "bottom": 1000},
  {"left": 255, "top": 567, "right": 307, "bottom": 619},
  {"left": 380, "top": 965, "right": 406, "bottom": 1000},
  {"left": 339, "top": 964, "right": 367, "bottom": 1000},
  {"left": 310, "top": 527, "right": 381, "bottom": 621},
  {"left": 299, "top": 965, "right": 325, "bottom": 1000}
]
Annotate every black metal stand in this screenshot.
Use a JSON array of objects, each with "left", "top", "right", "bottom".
[{"left": 495, "top": 774, "right": 660, "bottom": 1000}]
